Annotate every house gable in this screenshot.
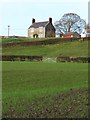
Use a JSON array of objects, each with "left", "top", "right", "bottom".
[{"left": 45, "top": 22, "right": 56, "bottom": 37}]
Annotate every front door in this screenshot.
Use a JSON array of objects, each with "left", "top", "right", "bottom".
[{"left": 33, "top": 34, "right": 38, "bottom": 38}]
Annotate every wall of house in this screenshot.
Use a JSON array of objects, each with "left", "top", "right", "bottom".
[
  {"left": 28, "top": 27, "right": 45, "bottom": 38},
  {"left": 45, "top": 23, "right": 55, "bottom": 38}
]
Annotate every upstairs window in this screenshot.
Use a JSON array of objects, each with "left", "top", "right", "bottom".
[
  {"left": 30, "top": 28, "right": 34, "bottom": 32},
  {"left": 39, "top": 27, "right": 43, "bottom": 32}
]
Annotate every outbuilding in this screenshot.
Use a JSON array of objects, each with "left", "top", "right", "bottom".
[{"left": 60, "top": 32, "right": 81, "bottom": 38}]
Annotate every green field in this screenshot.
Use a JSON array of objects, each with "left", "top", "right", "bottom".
[
  {"left": 2, "top": 62, "right": 88, "bottom": 118},
  {"left": 2, "top": 40, "right": 88, "bottom": 57},
  {"left": 2, "top": 38, "right": 89, "bottom": 118}
]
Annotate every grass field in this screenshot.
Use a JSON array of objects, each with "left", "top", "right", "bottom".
[
  {"left": 2, "top": 62, "right": 88, "bottom": 118},
  {"left": 2, "top": 40, "right": 88, "bottom": 57}
]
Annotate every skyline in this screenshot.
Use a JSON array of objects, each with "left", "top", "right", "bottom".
[{"left": 0, "top": 0, "right": 89, "bottom": 37}]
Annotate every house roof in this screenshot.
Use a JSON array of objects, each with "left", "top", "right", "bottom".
[
  {"left": 63, "top": 32, "right": 80, "bottom": 36},
  {"left": 28, "top": 21, "right": 48, "bottom": 29}
]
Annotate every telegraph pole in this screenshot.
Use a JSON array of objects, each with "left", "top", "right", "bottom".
[{"left": 8, "top": 25, "right": 10, "bottom": 38}]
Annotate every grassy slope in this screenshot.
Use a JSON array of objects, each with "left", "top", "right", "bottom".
[
  {"left": 2, "top": 38, "right": 89, "bottom": 118},
  {"left": 2, "top": 62, "right": 88, "bottom": 118},
  {"left": 2, "top": 40, "right": 88, "bottom": 57},
  {"left": 1, "top": 38, "right": 56, "bottom": 44}
]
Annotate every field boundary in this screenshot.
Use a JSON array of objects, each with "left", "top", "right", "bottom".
[
  {"left": 57, "top": 56, "right": 90, "bottom": 63},
  {"left": 2, "top": 37, "right": 89, "bottom": 47},
  {"left": 1, "top": 55, "right": 43, "bottom": 61},
  {"left": 1, "top": 55, "right": 90, "bottom": 63}
]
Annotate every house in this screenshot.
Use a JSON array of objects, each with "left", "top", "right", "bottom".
[
  {"left": 60, "top": 32, "right": 81, "bottom": 38},
  {"left": 28, "top": 18, "right": 55, "bottom": 38},
  {"left": 86, "top": 29, "right": 90, "bottom": 37}
]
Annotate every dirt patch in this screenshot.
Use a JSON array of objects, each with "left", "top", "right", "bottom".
[{"left": 2, "top": 88, "right": 89, "bottom": 118}]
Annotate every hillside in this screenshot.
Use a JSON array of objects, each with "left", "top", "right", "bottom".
[
  {"left": 2, "top": 40, "right": 88, "bottom": 57},
  {"left": 2, "top": 38, "right": 89, "bottom": 118}
]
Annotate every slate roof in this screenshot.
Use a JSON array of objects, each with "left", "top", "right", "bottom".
[{"left": 28, "top": 21, "right": 48, "bottom": 29}]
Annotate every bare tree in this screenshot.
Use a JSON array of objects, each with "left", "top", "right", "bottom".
[{"left": 54, "top": 13, "right": 86, "bottom": 35}]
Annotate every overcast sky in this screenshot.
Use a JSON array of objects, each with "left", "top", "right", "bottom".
[{"left": 0, "top": 0, "right": 89, "bottom": 36}]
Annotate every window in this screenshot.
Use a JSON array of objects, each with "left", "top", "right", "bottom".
[
  {"left": 30, "top": 28, "right": 34, "bottom": 32},
  {"left": 39, "top": 27, "right": 43, "bottom": 32},
  {"left": 39, "top": 34, "right": 43, "bottom": 38}
]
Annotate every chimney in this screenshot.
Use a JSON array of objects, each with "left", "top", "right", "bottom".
[
  {"left": 32, "top": 18, "right": 35, "bottom": 24},
  {"left": 49, "top": 17, "right": 52, "bottom": 23}
]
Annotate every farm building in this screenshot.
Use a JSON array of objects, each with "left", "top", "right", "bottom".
[
  {"left": 28, "top": 18, "right": 55, "bottom": 38},
  {"left": 85, "top": 24, "right": 90, "bottom": 37},
  {"left": 60, "top": 32, "right": 81, "bottom": 38},
  {"left": 86, "top": 29, "right": 90, "bottom": 37}
]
